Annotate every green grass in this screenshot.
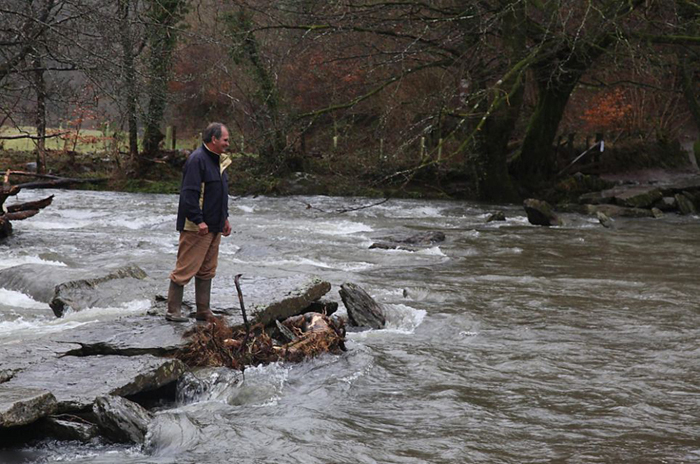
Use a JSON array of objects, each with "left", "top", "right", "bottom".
[{"left": 0, "top": 126, "right": 201, "bottom": 153}]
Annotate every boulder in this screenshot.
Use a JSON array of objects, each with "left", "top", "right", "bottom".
[
  {"left": 339, "top": 283, "right": 386, "bottom": 329},
  {"left": 675, "top": 193, "right": 696, "bottom": 215},
  {"left": 584, "top": 204, "right": 654, "bottom": 218},
  {"left": 651, "top": 207, "right": 664, "bottom": 218},
  {"left": 305, "top": 299, "right": 339, "bottom": 316},
  {"left": 596, "top": 212, "right": 615, "bottom": 229},
  {"left": 0, "top": 386, "right": 57, "bottom": 428},
  {"left": 611, "top": 187, "right": 663, "bottom": 208},
  {"left": 523, "top": 199, "right": 562, "bottom": 226},
  {"left": 39, "top": 415, "right": 99, "bottom": 442},
  {"left": 93, "top": 395, "right": 152, "bottom": 443},
  {"left": 2, "top": 355, "right": 185, "bottom": 413}
]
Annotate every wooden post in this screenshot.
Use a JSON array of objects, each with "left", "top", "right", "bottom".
[
  {"left": 165, "top": 126, "right": 173, "bottom": 150},
  {"left": 419, "top": 136, "right": 426, "bottom": 159},
  {"left": 437, "top": 138, "right": 443, "bottom": 161},
  {"left": 379, "top": 138, "right": 384, "bottom": 160},
  {"left": 171, "top": 126, "right": 177, "bottom": 150},
  {"left": 333, "top": 135, "right": 338, "bottom": 150}
]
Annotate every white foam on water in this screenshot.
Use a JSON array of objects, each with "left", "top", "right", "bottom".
[
  {"left": 109, "top": 214, "right": 174, "bottom": 230},
  {"left": 416, "top": 246, "right": 447, "bottom": 257},
  {"left": 23, "top": 220, "right": 91, "bottom": 230},
  {"left": 231, "top": 255, "right": 374, "bottom": 271},
  {"left": 376, "top": 204, "right": 446, "bottom": 219},
  {"left": 0, "top": 255, "right": 67, "bottom": 270},
  {"left": 349, "top": 303, "right": 426, "bottom": 339},
  {"left": 0, "top": 289, "right": 47, "bottom": 309},
  {"left": 0, "top": 299, "right": 152, "bottom": 342},
  {"left": 310, "top": 220, "right": 374, "bottom": 236},
  {"left": 236, "top": 205, "right": 255, "bottom": 213}
]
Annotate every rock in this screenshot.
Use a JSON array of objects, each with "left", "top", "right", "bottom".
[
  {"left": 54, "top": 316, "right": 191, "bottom": 357},
  {"left": 0, "top": 342, "right": 83, "bottom": 385},
  {"left": 612, "top": 187, "right": 663, "bottom": 208},
  {"left": 486, "top": 211, "right": 506, "bottom": 222},
  {"left": 369, "top": 230, "right": 445, "bottom": 250},
  {"left": 93, "top": 395, "right": 152, "bottom": 443},
  {"left": 654, "top": 196, "right": 678, "bottom": 212},
  {"left": 305, "top": 299, "right": 339, "bottom": 317},
  {"left": 0, "top": 386, "right": 57, "bottom": 428},
  {"left": 596, "top": 212, "right": 615, "bottom": 229},
  {"left": 242, "top": 277, "right": 331, "bottom": 327},
  {"left": 651, "top": 207, "right": 664, "bottom": 218},
  {"left": 675, "top": 193, "right": 696, "bottom": 215},
  {"left": 584, "top": 204, "right": 654, "bottom": 218},
  {"left": 39, "top": 415, "right": 99, "bottom": 442},
  {"left": 0, "top": 264, "right": 152, "bottom": 317},
  {"left": 578, "top": 191, "right": 615, "bottom": 205},
  {"left": 523, "top": 199, "right": 562, "bottom": 226},
  {"left": 2, "top": 355, "right": 185, "bottom": 413},
  {"left": 339, "top": 283, "right": 386, "bottom": 329},
  {"left": 369, "top": 241, "right": 418, "bottom": 251},
  {"left": 400, "top": 231, "right": 446, "bottom": 245}
]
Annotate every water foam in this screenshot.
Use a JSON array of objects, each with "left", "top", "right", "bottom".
[
  {"left": 0, "top": 289, "right": 47, "bottom": 309},
  {"left": 349, "top": 303, "right": 427, "bottom": 339},
  {"left": 0, "top": 255, "right": 67, "bottom": 270}
]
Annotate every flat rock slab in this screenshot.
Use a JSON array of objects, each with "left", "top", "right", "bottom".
[
  {"left": 0, "top": 263, "right": 153, "bottom": 317},
  {"left": 0, "top": 341, "right": 82, "bottom": 383},
  {"left": 585, "top": 204, "right": 653, "bottom": 218},
  {"left": 0, "top": 386, "right": 57, "bottom": 428},
  {"left": 52, "top": 316, "right": 191, "bottom": 356},
  {"left": 231, "top": 275, "right": 331, "bottom": 327},
  {"left": 2, "top": 355, "right": 185, "bottom": 413}
]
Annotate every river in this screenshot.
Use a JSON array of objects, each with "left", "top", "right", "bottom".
[{"left": 1, "top": 189, "right": 698, "bottom": 463}]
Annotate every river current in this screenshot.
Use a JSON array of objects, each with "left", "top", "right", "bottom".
[{"left": 0, "top": 189, "right": 698, "bottom": 463}]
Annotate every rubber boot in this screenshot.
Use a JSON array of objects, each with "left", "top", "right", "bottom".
[
  {"left": 165, "top": 280, "right": 188, "bottom": 322},
  {"left": 195, "top": 277, "right": 215, "bottom": 321}
]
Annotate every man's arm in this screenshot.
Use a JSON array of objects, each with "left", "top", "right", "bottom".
[{"left": 180, "top": 156, "right": 208, "bottom": 234}]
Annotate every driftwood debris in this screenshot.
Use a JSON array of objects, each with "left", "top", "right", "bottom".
[
  {"left": 175, "top": 314, "right": 346, "bottom": 371},
  {"left": 0, "top": 170, "right": 106, "bottom": 240}
]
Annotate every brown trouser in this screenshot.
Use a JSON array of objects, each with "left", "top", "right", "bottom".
[{"left": 169, "top": 231, "right": 222, "bottom": 286}]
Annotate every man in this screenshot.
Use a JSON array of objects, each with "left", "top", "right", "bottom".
[{"left": 166, "top": 122, "right": 232, "bottom": 322}]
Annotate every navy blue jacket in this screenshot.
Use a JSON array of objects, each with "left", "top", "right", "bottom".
[{"left": 176, "top": 145, "right": 230, "bottom": 233}]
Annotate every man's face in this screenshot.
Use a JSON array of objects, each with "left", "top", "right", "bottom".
[{"left": 209, "top": 126, "right": 230, "bottom": 154}]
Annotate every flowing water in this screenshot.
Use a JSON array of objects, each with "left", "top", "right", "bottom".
[{"left": 1, "top": 189, "right": 699, "bottom": 463}]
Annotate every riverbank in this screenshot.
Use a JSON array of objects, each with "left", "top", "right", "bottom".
[{"left": 1, "top": 139, "right": 698, "bottom": 201}]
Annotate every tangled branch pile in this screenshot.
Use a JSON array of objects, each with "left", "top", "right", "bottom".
[{"left": 175, "top": 312, "right": 346, "bottom": 370}]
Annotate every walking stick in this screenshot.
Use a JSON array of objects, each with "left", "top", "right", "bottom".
[{"left": 234, "top": 274, "right": 250, "bottom": 344}]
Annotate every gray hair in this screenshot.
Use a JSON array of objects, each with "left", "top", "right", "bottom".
[{"left": 202, "top": 122, "right": 226, "bottom": 143}]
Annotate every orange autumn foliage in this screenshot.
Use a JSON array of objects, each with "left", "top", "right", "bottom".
[{"left": 580, "top": 88, "right": 632, "bottom": 133}]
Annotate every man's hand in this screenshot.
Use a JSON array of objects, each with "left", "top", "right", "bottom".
[
  {"left": 223, "top": 219, "right": 232, "bottom": 237},
  {"left": 198, "top": 222, "right": 209, "bottom": 236}
]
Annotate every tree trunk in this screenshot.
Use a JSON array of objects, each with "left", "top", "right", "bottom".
[
  {"left": 118, "top": 0, "right": 139, "bottom": 162},
  {"left": 32, "top": 54, "right": 47, "bottom": 174},
  {"left": 475, "top": 2, "right": 526, "bottom": 202}
]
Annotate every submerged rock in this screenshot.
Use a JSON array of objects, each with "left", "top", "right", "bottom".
[
  {"left": 523, "top": 199, "right": 562, "bottom": 226},
  {"left": 610, "top": 187, "right": 663, "bottom": 209},
  {"left": 370, "top": 230, "right": 445, "bottom": 250},
  {"left": 0, "top": 386, "right": 57, "bottom": 428},
  {"left": 339, "top": 283, "right": 386, "bottom": 330},
  {"left": 93, "top": 395, "right": 152, "bottom": 443},
  {"left": 486, "top": 211, "right": 506, "bottom": 222}
]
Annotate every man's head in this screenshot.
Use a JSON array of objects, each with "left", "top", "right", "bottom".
[{"left": 203, "top": 122, "right": 230, "bottom": 155}]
